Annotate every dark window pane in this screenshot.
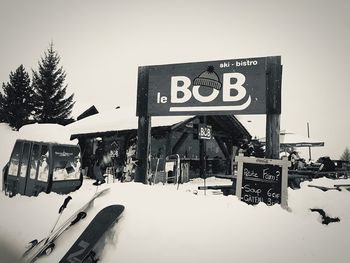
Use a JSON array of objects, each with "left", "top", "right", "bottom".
[
  {"left": 8, "top": 142, "right": 22, "bottom": 176},
  {"left": 20, "top": 143, "right": 30, "bottom": 178},
  {"left": 29, "top": 144, "right": 40, "bottom": 179},
  {"left": 52, "top": 146, "right": 81, "bottom": 181},
  {"left": 37, "top": 145, "right": 49, "bottom": 182}
]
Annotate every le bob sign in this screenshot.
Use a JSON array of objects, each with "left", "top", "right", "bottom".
[{"left": 138, "top": 57, "right": 272, "bottom": 116}]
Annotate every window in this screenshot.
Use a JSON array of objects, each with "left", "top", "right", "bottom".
[
  {"left": 8, "top": 141, "right": 22, "bottom": 176},
  {"left": 37, "top": 145, "right": 49, "bottom": 182},
  {"left": 20, "top": 143, "right": 30, "bottom": 178},
  {"left": 29, "top": 144, "right": 40, "bottom": 179},
  {"left": 52, "top": 146, "right": 81, "bottom": 181}
]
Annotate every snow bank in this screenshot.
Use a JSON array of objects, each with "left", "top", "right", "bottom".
[
  {"left": 0, "top": 123, "right": 18, "bottom": 189},
  {"left": 18, "top": 123, "right": 77, "bottom": 145},
  {"left": 0, "top": 177, "right": 349, "bottom": 263}
]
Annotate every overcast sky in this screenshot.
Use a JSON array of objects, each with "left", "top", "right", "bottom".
[{"left": 0, "top": 0, "right": 349, "bottom": 159}]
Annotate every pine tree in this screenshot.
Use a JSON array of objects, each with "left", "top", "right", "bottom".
[
  {"left": 0, "top": 92, "right": 4, "bottom": 122},
  {"left": 32, "top": 43, "right": 75, "bottom": 124},
  {"left": 340, "top": 147, "right": 350, "bottom": 162},
  {"left": 0, "top": 65, "right": 34, "bottom": 130}
]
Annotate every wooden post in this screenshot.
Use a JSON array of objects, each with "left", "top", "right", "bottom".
[
  {"left": 135, "top": 116, "right": 151, "bottom": 183},
  {"left": 214, "top": 137, "right": 231, "bottom": 174},
  {"left": 199, "top": 116, "right": 207, "bottom": 179},
  {"left": 307, "top": 122, "right": 312, "bottom": 161},
  {"left": 198, "top": 116, "right": 207, "bottom": 194},
  {"left": 172, "top": 132, "right": 189, "bottom": 153},
  {"left": 265, "top": 57, "right": 282, "bottom": 159},
  {"left": 165, "top": 131, "right": 172, "bottom": 157},
  {"left": 136, "top": 66, "right": 151, "bottom": 184}
]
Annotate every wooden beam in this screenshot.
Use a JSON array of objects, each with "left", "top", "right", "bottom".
[
  {"left": 199, "top": 116, "right": 207, "bottom": 179},
  {"left": 171, "top": 116, "right": 196, "bottom": 131},
  {"left": 165, "top": 131, "right": 172, "bottom": 157},
  {"left": 136, "top": 118, "right": 151, "bottom": 184},
  {"left": 214, "top": 136, "right": 230, "bottom": 159},
  {"left": 265, "top": 56, "right": 282, "bottom": 159},
  {"left": 135, "top": 66, "right": 151, "bottom": 184},
  {"left": 172, "top": 132, "right": 189, "bottom": 153}
]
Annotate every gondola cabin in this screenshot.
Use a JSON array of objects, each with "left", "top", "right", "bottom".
[{"left": 3, "top": 139, "right": 82, "bottom": 197}]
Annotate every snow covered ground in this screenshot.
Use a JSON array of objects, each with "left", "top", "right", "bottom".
[
  {"left": 0, "top": 123, "right": 349, "bottom": 263},
  {"left": 0, "top": 177, "right": 349, "bottom": 263}
]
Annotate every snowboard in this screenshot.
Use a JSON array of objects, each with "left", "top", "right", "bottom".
[
  {"left": 59, "top": 204, "right": 125, "bottom": 263},
  {"left": 22, "top": 188, "right": 110, "bottom": 263}
]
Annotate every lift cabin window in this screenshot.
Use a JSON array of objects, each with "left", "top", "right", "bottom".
[
  {"left": 20, "top": 143, "right": 30, "bottom": 178},
  {"left": 37, "top": 145, "right": 49, "bottom": 182},
  {"left": 29, "top": 144, "right": 40, "bottom": 179},
  {"left": 8, "top": 141, "right": 22, "bottom": 176},
  {"left": 52, "top": 146, "right": 81, "bottom": 181}
]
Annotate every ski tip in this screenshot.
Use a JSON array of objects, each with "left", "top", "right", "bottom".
[
  {"left": 98, "top": 205, "right": 125, "bottom": 216},
  {"left": 93, "top": 187, "right": 111, "bottom": 198},
  {"left": 99, "top": 187, "right": 111, "bottom": 194}
]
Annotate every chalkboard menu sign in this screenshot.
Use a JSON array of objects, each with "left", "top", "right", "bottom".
[{"left": 236, "top": 154, "right": 290, "bottom": 208}]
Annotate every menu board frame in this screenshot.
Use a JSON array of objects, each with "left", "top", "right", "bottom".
[{"left": 235, "top": 154, "right": 290, "bottom": 209}]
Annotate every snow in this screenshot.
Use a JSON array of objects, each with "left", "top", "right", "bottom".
[
  {"left": 1, "top": 123, "right": 350, "bottom": 263},
  {"left": 18, "top": 123, "right": 78, "bottom": 145},
  {"left": 0, "top": 123, "right": 18, "bottom": 178},
  {"left": 260, "top": 131, "right": 324, "bottom": 148},
  {"left": 0, "top": 178, "right": 349, "bottom": 263},
  {"left": 67, "top": 107, "right": 192, "bottom": 136}
]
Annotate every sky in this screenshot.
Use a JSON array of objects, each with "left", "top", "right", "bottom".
[{"left": 0, "top": 0, "right": 349, "bottom": 160}]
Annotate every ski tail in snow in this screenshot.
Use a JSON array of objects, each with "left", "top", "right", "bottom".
[
  {"left": 22, "top": 196, "right": 73, "bottom": 257},
  {"left": 22, "top": 188, "right": 110, "bottom": 263},
  {"left": 59, "top": 205, "right": 125, "bottom": 263}
]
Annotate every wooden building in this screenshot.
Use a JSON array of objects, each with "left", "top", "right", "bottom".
[{"left": 67, "top": 108, "right": 251, "bottom": 181}]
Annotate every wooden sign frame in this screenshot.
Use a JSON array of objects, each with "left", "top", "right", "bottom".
[{"left": 135, "top": 56, "right": 282, "bottom": 184}]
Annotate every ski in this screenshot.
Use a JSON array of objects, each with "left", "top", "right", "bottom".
[
  {"left": 60, "top": 205, "right": 125, "bottom": 263},
  {"left": 22, "top": 188, "right": 110, "bottom": 263},
  {"left": 22, "top": 196, "right": 73, "bottom": 257},
  {"left": 334, "top": 184, "right": 350, "bottom": 191},
  {"left": 308, "top": 184, "right": 341, "bottom": 192}
]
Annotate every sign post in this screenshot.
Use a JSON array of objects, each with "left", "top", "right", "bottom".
[
  {"left": 235, "top": 154, "right": 290, "bottom": 208},
  {"left": 199, "top": 116, "right": 207, "bottom": 194},
  {"left": 136, "top": 56, "right": 282, "bottom": 185},
  {"left": 265, "top": 57, "right": 282, "bottom": 159},
  {"left": 136, "top": 67, "right": 151, "bottom": 184}
]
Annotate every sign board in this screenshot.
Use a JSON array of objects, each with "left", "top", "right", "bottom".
[
  {"left": 135, "top": 56, "right": 282, "bottom": 184},
  {"left": 235, "top": 154, "right": 289, "bottom": 208},
  {"left": 198, "top": 124, "right": 212, "bottom": 140},
  {"left": 140, "top": 57, "right": 269, "bottom": 116}
]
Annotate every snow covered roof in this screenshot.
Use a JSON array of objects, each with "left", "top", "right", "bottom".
[
  {"left": 260, "top": 131, "right": 325, "bottom": 148},
  {"left": 18, "top": 123, "right": 78, "bottom": 145},
  {"left": 67, "top": 108, "right": 192, "bottom": 136}
]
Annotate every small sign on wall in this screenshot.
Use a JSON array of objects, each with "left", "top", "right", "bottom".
[
  {"left": 198, "top": 124, "right": 212, "bottom": 140},
  {"left": 235, "top": 154, "right": 290, "bottom": 209}
]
